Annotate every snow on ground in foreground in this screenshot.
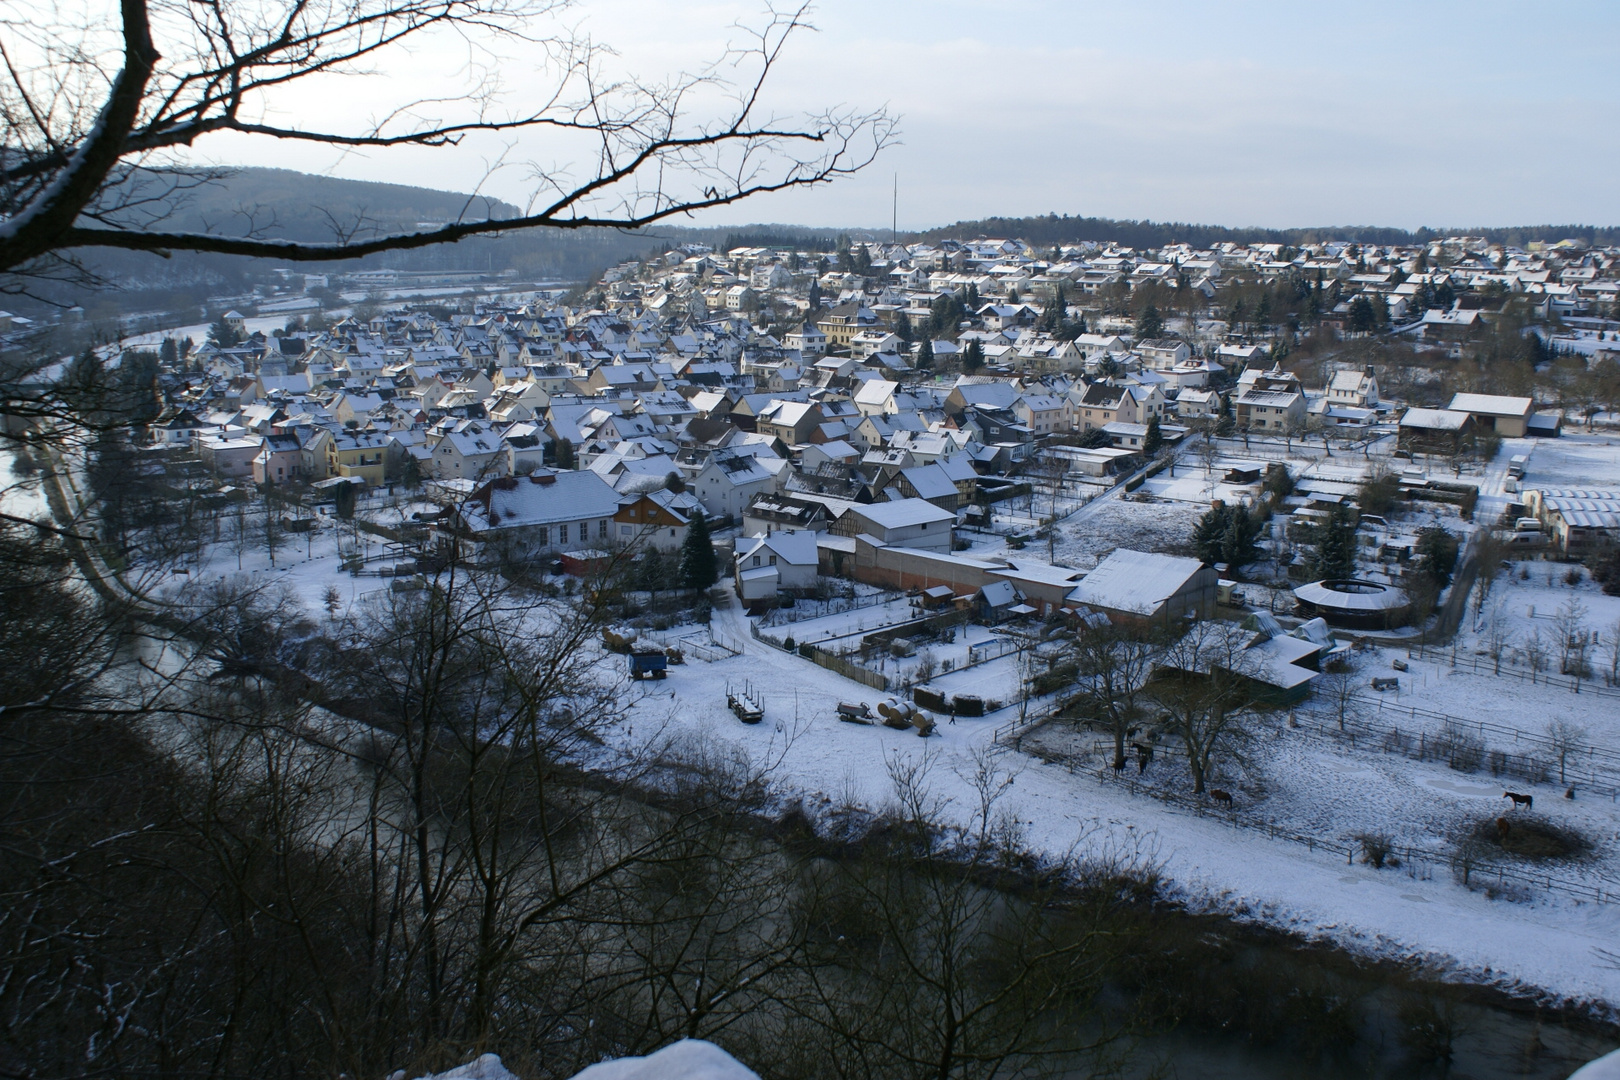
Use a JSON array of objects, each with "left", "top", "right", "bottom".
[{"left": 603, "top": 588, "right": 1620, "bottom": 1012}]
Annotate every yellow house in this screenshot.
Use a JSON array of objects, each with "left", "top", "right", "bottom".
[{"left": 324, "top": 430, "right": 391, "bottom": 486}]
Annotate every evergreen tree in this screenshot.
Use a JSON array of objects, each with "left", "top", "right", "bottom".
[
  {"left": 1216, "top": 393, "right": 1235, "bottom": 436},
  {"left": 1142, "top": 414, "right": 1163, "bottom": 456},
  {"left": 553, "top": 438, "right": 576, "bottom": 469},
  {"left": 894, "top": 310, "right": 913, "bottom": 342},
  {"left": 1414, "top": 526, "right": 1459, "bottom": 590},
  {"left": 807, "top": 280, "right": 822, "bottom": 310},
  {"left": 1307, "top": 504, "right": 1356, "bottom": 580},
  {"left": 334, "top": 480, "right": 358, "bottom": 520},
  {"left": 1136, "top": 303, "right": 1163, "bottom": 341},
  {"left": 1044, "top": 284, "right": 1066, "bottom": 333},
  {"left": 678, "top": 511, "right": 718, "bottom": 589},
  {"left": 208, "top": 319, "right": 240, "bottom": 348},
  {"left": 962, "top": 339, "right": 985, "bottom": 373},
  {"left": 917, "top": 337, "right": 935, "bottom": 369},
  {"left": 1346, "top": 296, "right": 1375, "bottom": 334},
  {"left": 1191, "top": 503, "right": 1262, "bottom": 567},
  {"left": 159, "top": 337, "right": 179, "bottom": 367},
  {"left": 1254, "top": 293, "right": 1272, "bottom": 331}
]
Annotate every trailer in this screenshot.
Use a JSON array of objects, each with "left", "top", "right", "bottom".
[
  {"left": 836, "top": 701, "right": 874, "bottom": 724},
  {"left": 727, "top": 681, "right": 764, "bottom": 724},
  {"left": 628, "top": 650, "right": 668, "bottom": 680}
]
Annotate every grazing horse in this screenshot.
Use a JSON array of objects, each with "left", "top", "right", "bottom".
[
  {"left": 1134, "top": 743, "right": 1154, "bottom": 774},
  {"left": 1496, "top": 817, "right": 1512, "bottom": 842},
  {"left": 1503, "top": 791, "right": 1533, "bottom": 810},
  {"left": 1111, "top": 755, "right": 1128, "bottom": 773},
  {"left": 1210, "top": 789, "right": 1234, "bottom": 807}
]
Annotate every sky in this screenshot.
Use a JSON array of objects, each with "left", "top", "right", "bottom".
[{"left": 204, "top": 0, "right": 1620, "bottom": 232}]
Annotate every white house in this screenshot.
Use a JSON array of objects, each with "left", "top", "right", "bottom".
[
  {"left": 734, "top": 530, "right": 820, "bottom": 600},
  {"left": 692, "top": 451, "right": 780, "bottom": 519},
  {"left": 456, "top": 469, "right": 624, "bottom": 560},
  {"left": 841, "top": 498, "right": 954, "bottom": 552}
]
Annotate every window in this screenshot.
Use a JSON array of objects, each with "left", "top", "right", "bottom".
[
  {"left": 769, "top": 555, "right": 777, "bottom": 566},
  {"left": 620, "top": 525, "right": 632, "bottom": 536},
  {"left": 537, "top": 526, "right": 549, "bottom": 545},
  {"left": 599, "top": 520, "right": 609, "bottom": 538},
  {"left": 752, "top": 555, "right": 761, "bottom": 567}
]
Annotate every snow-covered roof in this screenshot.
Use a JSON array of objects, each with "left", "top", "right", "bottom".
[
  {"left": 1067, "top": 549, "right": 1206, "bottom": 615},
  {"left": 853, "top": 498, "right": 955, "bottom": 530},
  {"left": 1293, "top": 579, "right": 1408, "bottom": 612},
  {"left": 462, "top": 470, "right": 621, "bottom": 532},
  {"left": 1448, "top": 392, "right": 1532, "bottom": 417},
  {"left": 1399, "top": 408, "right": 1469, "bottom": 431},
  {"left": 737, "top": 529, "right": 819, "bottom": 567}
]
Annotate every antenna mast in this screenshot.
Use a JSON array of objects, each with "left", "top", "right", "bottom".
[{"left": 892, "top": 174, "right": 898, "bottom": 244}]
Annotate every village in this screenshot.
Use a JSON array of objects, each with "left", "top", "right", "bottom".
[{"left": 65, "top": 230, "right": 1620, "bottom": 1008}]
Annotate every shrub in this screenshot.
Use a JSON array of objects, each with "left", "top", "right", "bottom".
[{"left": 1355, "top": 832, "right": 1397, "bottom": 869}]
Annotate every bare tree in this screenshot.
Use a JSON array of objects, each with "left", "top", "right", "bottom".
[
  {"left": 1197, "top": 425, "right": 1220, "bottom": 480},
  {"left": 0, "top": 1, "right": 894, "bottom": 285},
  {"left": 1314, "top": 653, "right": 1362, "bottom": 733},
  {"left": 1553, "top": 597, "right": 1589, "bottom": 676},
  {"left": 1545, "top": 718, "right": 1587, "bottom": 786},
  {"left": 789, "top": 748, "right": 1136, "bottom": 1080},
  {"left": 1067, "top": 618, "right": 1162, "bottom": 770},
  {"left": 1609, "top": 617, "right": 1620, "bottom": 686},
  {"left": 1147, "top": 621, "right": 1262, "bottom": 794},
  {"left": 1522, "top": 628, "right": 1549, "bottom": 682},
  {"left": 1483, "top": 606, "right": 1514, "bottom": 676}
]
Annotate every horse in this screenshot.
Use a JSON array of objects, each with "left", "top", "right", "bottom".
[
  {"left": 1503, "top": 791, "right": 1533, "bottom": 810},
  {"left": 1134, "top": 743, "right": 1154, "bottom": 774},
  {"left": 1210, "top": 789, "right": 1234, "bottom": 807},
  {"left": 1111, "top": 755, "right": 1128, "bottom": 773}
]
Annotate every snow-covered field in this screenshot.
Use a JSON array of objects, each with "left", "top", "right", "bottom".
[{"left": 607, "top": 592, "right": 1620, "bottom": 1011}]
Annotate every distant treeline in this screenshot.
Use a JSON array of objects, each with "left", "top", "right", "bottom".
[
  {"left": 718, "top": 230, "right": 840, "bottom": 252},
  {"left": 909, "top": 212, "right": 1620, "bottom": 251}
]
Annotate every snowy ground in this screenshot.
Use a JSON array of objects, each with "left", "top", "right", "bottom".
[
  {"left": 586, "top": 586, "right": 1620, "bottom": 1013},
  {"left": 1517, "top": 432, "right": 1620, "bottom": 491}
]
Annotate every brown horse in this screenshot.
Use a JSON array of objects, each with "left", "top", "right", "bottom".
[
  {"left": 1503, "top": 791, "right": 1533, "bottom": 810},
  {"left": 1210, "top": 789, "right": 1234, "bottom": 807}
]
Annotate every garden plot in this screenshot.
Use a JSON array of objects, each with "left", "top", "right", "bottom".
[
  {"left": 757, "top": 595, "right": 923, "bottom": 643},
  {"left": 1353, "top": 646, "right": 1620, "bottom": 747},
  {"left": 1452, "top": 559, "right": 1620, "bottom": 685},
  {"left": 1047, "top": 495, "right": 1203, "bottom": 570},
  {"left": 153, "top": 516, "right": 396, "bottom": 617}
]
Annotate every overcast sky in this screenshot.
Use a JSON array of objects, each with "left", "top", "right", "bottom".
[{"left": 218, "top": 1, "right": 1620, "bottom": 232}]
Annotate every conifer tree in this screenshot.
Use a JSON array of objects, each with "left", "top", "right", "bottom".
[
  {"left": 1136, "top": 304, "right": 1163, "bottom": 341},
  {"left": 1307, "top": 504, "right": 1356, "bottom": 580},
  {"left": 962, "top": 339, "right": 985, "bottom": 373},
  {"left": 1142, "top": 414, "right": 1163, "bottom": 456},
  {"left": 679, "top": 510, "right": 718, "bottom": 589}
]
